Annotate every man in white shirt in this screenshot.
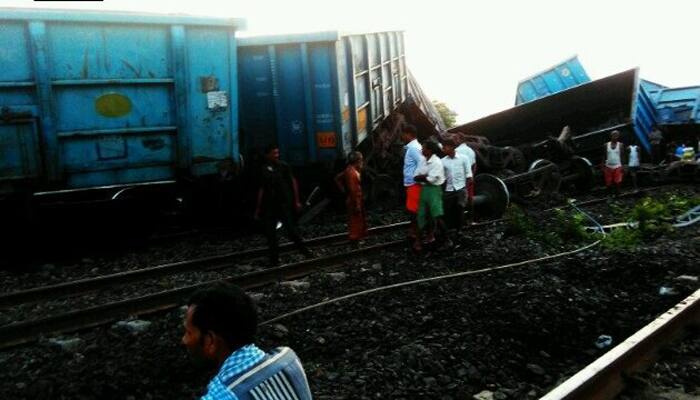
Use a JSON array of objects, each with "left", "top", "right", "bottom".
[
  {"left": 455, "top": 138, "right": 477, "bottom": 174},
  {"left": 414, "top": 140, "right": 449, "bottom": 251},
  {"left": 602, "top": 130, "right": 626, "bottom": 195},
  {"left": 455, "top": 136, "right": 477, "bottom": 221},
  {"left": 627, "top": 143, "right": 640, "bottom": 190},
  {"left": 442, "top": 140, "right": 472, "bottom": 229}
]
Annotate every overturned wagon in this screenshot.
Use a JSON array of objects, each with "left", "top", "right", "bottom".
[{"left": 450, "top": 68, "right": 657, "bottom": 164}]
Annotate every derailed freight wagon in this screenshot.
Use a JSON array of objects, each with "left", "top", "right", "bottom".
[
  {"left": 237, "top": 30, "right": 409, "bottom": 170},
  {"left": 0, "top": 9, "right": 244, "bottom": 211},
  {"left": 515, "top": 56, "right": 590, "bottom": 105},
  {"left": 450, "top": 68, "right": 657, "bottom": 164},
  {"left": 652, "top": 86, "right": 700, "bottom": 126}
]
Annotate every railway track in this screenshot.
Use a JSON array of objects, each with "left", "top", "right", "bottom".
[
  {"left": 0, "top": 240, "right": 405, "bottom": 349},
  {"left": 0, "top": 221, "right": 406, "bottom": 307},
  {"left": 0, "top": 187, "right": 654, "bottom": 308},
  {"left": 542, "top": 289, "right": 700, "bottom": 400},
  {"left": 0, "top": 187, "right": 662, "bottom": 349}
]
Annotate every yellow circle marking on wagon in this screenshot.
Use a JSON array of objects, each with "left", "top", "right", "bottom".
[{"left": 95, "top": 93, "right": 132, "bottom": 118}]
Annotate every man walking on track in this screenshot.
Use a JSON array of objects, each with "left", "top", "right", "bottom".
[{"left": 255, "top": 145, "right": 312, "bottom": 266}]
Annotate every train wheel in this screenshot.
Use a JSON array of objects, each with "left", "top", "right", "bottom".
[
  {"left": 569, "top": 156, "right": 594, "bottom": 191},
  {"left": 527, "top": 159, "right": 562, "bottom": 196}
]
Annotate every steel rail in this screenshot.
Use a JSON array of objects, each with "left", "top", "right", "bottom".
[
  {"left": 0, "top": 240, "right": 405, "bottom": 350},
  {"left": 0, "top": 222, "right": 406, "bottom": 307},
  {"left": 0, "top": 186, "right": 679, "bottom": 349},
  {"left": 541, "top": 289, "right": 700, "bottom": 400},
  {"left": 0, "top": 187, "right": 656, "bottom": 308}
]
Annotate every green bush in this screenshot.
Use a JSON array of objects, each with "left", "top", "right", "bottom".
[
  {"left": 504, "top": 205, "right": 535, "bottom": 236},
  {"left": 664, "top": 193, "right": 700, "bottom": 215},
  {"left": 505, "top": 205, "right": 562, "bottom": 246},
  {"left": 599, "top": 227, "right": 641, "bottom": 250},
  {"left": 628, "top": 197, "right": 674, "bottom": 239},
  {"left": 503, "top": 194, "right": 698, "bottom": 251},
  {"left": 609, "top": 202, "right": 628, "bottom": 219},
  {"left": 599, "top": 193, "right": 699, "bottom": 249},
  {"left": 554, "top": 208, "right": 592, "bottom": 242}
]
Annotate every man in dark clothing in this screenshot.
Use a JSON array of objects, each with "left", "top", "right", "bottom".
[
  {"left": 648, "top": 125, "right": 664, "bottom": 164},
  {"left": 254, "top": 145, "right": 312, "bottom": 265}
]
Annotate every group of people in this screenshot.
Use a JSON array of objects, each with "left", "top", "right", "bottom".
[
  {"left": 182, "top": 128, "right": 480, "bottom": 400},
  {"left": 251, "top": 125, "right": 483, "bottom": 269},
  {"left": 189, "top": 125, "right": 700, "bottom": 399},
  {"left": 182, "top": 124, "right": 700, "bottom": 400},
  {"left": 253, "top": 124, "right": 700, "bottom": 262},
  {"left": 603, "top": 127, "right": 700, "bottom": 194},
  {"left": 250, "top": 143, "right": 370, "bottom": 268},
  {"left": 400, "top": 125, "right": 477, "bottom": 251}
]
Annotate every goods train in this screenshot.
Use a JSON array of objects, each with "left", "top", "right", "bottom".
[
  {"left": 0, "top": 9, "right": 444, "bottom": 232},
  {"left": 3, "top": 9, "right": 696, "bottom": 245}
]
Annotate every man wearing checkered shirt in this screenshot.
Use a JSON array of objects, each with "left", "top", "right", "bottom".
[{"left": 182, "top": 284, "right": 312, "bottom": 400}]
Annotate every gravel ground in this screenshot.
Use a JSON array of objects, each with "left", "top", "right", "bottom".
[
  {"left": 0, "top": 229, "right": 405, "bottom": 326},
  {"left": 256, "top": 228, "right": 699, "bottom": 399},
  {"left": 0, "top": 184, "right": 687, "bottom": 295},
  {"left": 1, "top": 185, "right": 664, "bottom": 326},
  {"left": 0, "top": 208, "right": 406, "bottom": 293},
  {"left": 0, "top": 185, "right": 698, "bottom": 399},
  {"left": 617, "top": 329, "right": 700, "bottom": 400}
]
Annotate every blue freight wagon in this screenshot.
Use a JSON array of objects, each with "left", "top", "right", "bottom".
[
  {"left": 639, "top": 80, "right": 700, "bottom": 125},
  {"left": 515, "top": 56, "right": 590, "bottom": 105},
  {"left": 451, "top": 68, "right": 658, "bottom": 164},
  {"left": 640, "top": 79, "right": 667, "bottom": 101},
  {"left": 238, "top": 30, "right": 408, "bottom": 167},
  {"left": 653, "top": 86, "right": 700, "bottom": 125},
  {"left": 0, "top": 9, "right": 244, "bottom": 203}
]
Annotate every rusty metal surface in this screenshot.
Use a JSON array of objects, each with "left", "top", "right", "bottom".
[{"left": 357, "top": 99, "right": 444, "bottom": 204}]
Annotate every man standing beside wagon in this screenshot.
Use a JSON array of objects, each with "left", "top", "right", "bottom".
[
  {"left": 455, "top": 136, "right": 477, "bottom": 222},
  {"left": 441, "top": 139, "right": 472, "bottom": 230},
  {"left": 401, "top": 125, "right": 425, "bottom": 241},
  {"left": 602, "top": 130, "right": 627, "bottom": 195}
]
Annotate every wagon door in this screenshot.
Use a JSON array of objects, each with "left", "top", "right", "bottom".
[{"left": 0, "top": 106, "right": 42, "bottom": 190}]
